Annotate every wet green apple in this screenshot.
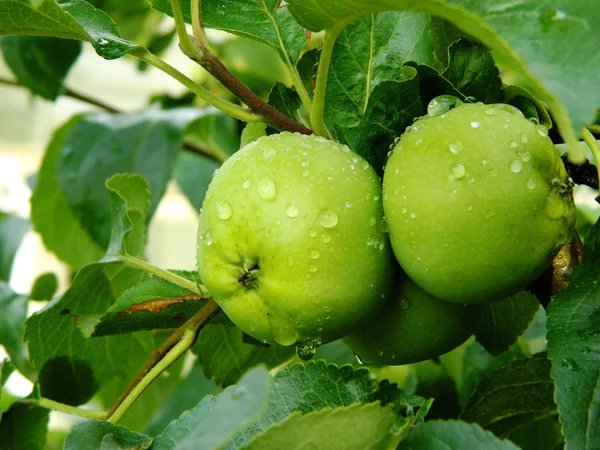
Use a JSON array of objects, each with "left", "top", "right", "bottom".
[
  {"left": 383, "top": 101, "right": 575, "bottom": 304},
  {"left": 197, "top": 132, "right": 395, "bottom": 347},
  {"left": 345, "top": 275, "right": 482, "bottom": 365}
]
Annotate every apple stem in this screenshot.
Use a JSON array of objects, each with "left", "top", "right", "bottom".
[
  {"left": 105, "top": 299, "right": 221, "bottom": 423},
  {"left": 582, "top": 127, "right": 600, "bottom": 184},
  {"left": 175, "top": 0, "right": 312, "bottom": 135}
]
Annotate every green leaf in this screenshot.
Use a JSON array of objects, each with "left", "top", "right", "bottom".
[
  {"left": 442, "top": 39, "right": 502, "bottom": 103},
  {"left": 475, "top": 291, "right": 540, "bottom": 356},
  {"left": 439, "top": 337, "right": 527, "bottom": 407},
  {"left": 0, "top": 403, "right": 50, "bottom": 450},
  {"left": 81, "top": 271, "right": 205, "bottom": 337},
  {"left": 25, "top": 174, "right": 154, "bottom": 405},
  {"left": 0, "top": 282, "right": 28, "bottom": 372},
  {"left": 174, "top": 152, "right": 220, "bottom": 212},
  {"left": 55, "top": 108, "right": 204, "bottom": 249},
  {"left": 242, "top": 403, "right": 400, "bottom": 450},
  {"left": 503, "top": 85, "right": 552, "bottom": 128},
  {"left": 397, "top": 420, "right": 520, "bottom": 449},
  {"left": 64, "top": 420, "right": 151, "bottom": 450},
  {"left": 0, "top": 0, "right": 88, "bottom": 41},
  {"left": 149, "top": 0, "right": 307, "bottom": 64},
  {"left": 0, "top": 359, "right": 15, "bottom": 417},
  {"left": 31, "top": 116, "right": 104, "bottom": 269},
  {"left": 192, "top": 324, "right": 294, "bottom": 387},
  {"left": 460, "top": 354, "right": 556, "bottom": 437},
  {"left": 225, "top": 361, "right": 427, "bottom": 449},
  {"left": 0, "top": 36, "right": 81, "bottom": 100},
  {"left": 144, "top": 365, "right": 221, "bottom": 437},
  {"left": 286, "top": 0, "right": 600, "bottom": 155},
  {"left": 29, "top": 272, "right": 58, "bottom": 301},
  {"left": 508, "top": 416, "right": 563, "bottom": 450},
  {"left": 427, "top": 16, "right": 468, "bottom": 68},
  {"left": 343, "top": 71, "right": 422, "bottom": 172},
  {"left": 151, "top": 366, "right": 271, "bottom": 450},
  {"left": 0, "top": 211, "right": 29, "bottom": 281},
  {"left": 324, "top": 12, "right": 433, "bottom": 130},
  {"left": 547, "top": 218, "right": 600, "bottom": 450}
]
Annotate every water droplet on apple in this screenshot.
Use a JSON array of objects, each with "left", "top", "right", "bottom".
[
  {"left": 257, "top": 176, "right": 276, "bottom": 201},
  {"left": 490, "top": 168, "right": 499, "bottom": 177},
  {"left": 400, "top": 298, "right": 411, "bottom": 310},
  {"left": 485, "top": 107, "right": 498, "bottom": 115},
  {"left": 318, "top": 209, "right": 338, "bottom": 228},
  {"left": 521, "top": 133, "right": 529, "bottom": 143},
  {"left": 409, "top": 212, "right": 416, "bottom": 219},
  {"left": 482, "top": 158, "right": 489, "bottom": 165},
  {"left": 493, "top": 103, "right": 524, "bottom": 116},
  {"left": 466, "top": 204, "right": 473, "bottom": 211},
  {"left": 509, "top": 160, "right": 523, "bottom": 173},
  {"left": 344, "top": 201, "right": 352, "bottom": 208},
  {"left": 201, "top": 229, "right": 213, "bottom": 246},
  {"left": 427, "top": 95, "right": 463, "bottom": 116},
  {"left": 270, "top": 317, "right": 299, "bottom": 346},
  {"left": 510, "top": 140, "right": 518, "bottom": 148},
  {"left": 309, "top": 264, "right": 318, "bottom": 273},
  {"left": 216, "top": 202, "right": 232, "bottom": 220},
  {"left": 449, "top": 141, "right": 464, "bottom": 155},
  {"left": 320, "top": 233, "right": 331, "bottom": 244},
  {"left": 536, "top": 124, "right": 548, "bottom": 137},
  {"left": 415, "top": 138, "right": 423, "bottom": 146},
  {"left": 517, "top": 150, "right": 531, "bottom": 161},
  {"left": 545, "top": 189, "right": 568, "bottom": 219},
  {"left": 450, "top": 163, "right": 466, "bottom": 179},
  {"left": 470, "top": 121, "right": 480, "bottom": 129},
  {"left": 310, "top": 250, "right": 320, "bottom": 259},
  {"left": 286, "top": 204, "right": 299, "bottom": 218},
  {"left": 262, "top": 148, "right": 276, "bottom": 160},
  {"left": 369, "top": 217, "right": 376, "bottom": 226},
  {"left": 301, "top": 161, "right": 309, "bottom": 167},
  {"left": 309, "top": 230, "right": 317, "bottom": 237},
  {"left": 527, "top": 179, "right": 536, "bottom": 189},
  {"left": 242, "top": 179, "right": 252, "bottom": 189}
]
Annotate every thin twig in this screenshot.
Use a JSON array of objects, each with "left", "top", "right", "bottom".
[
  {"left": 0, "top": 76, "right": 224, "bottom": 163},
  {"left": 106, "top": 299, "right": 220, "bottom": 420}
]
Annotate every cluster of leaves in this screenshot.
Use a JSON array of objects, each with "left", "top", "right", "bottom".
[{"left": 0, "top": 0, "right": 599, "bottom": 449}]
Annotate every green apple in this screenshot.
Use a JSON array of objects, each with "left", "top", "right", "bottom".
[
  {"left": 197, "top": 132, "right": 395, "bottom": 347},
  {"left": 345, "top": 275, "right": 482, "bottom": 365},
  {"left": 383, "top": 102, "right": 575, "bottom": 304}
]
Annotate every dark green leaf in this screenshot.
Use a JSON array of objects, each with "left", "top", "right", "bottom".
[
  {"left": 460, "top": 354, "right": 556, "bottom": 437},
  {"left": 25, "top": 175, "right": 154, "bottom": 405},
  {"left": 439, "top": 338, "right": 527, "bottom": 407},
  {"left": 442, "top": 39, "right": 503, "bottom": 103},
  {"left": 547, "top": 218, "right": 600, "bottom": 450},
  {"left": 0, "top": 403, "right": 50, "bottom": 450},
  {"left": 151, "top": 366, "right": 271, "bottom": 450},
  {"left": 29, "top": 272, "right": 58, "bottom": 301},
  {"left": 325, "top": 12, "right": 433, "bottom": 129},
  {"left": 503, "top": 85, "right": 552, "bottom": 128},
  {"left": 56, "top": 108, "right": 203, "bottom": 249},
  {"left": 0, "top": 211, "right": 29, "bottom": 281},
  {"left": 427, "top": 16, "right": 468, "bottom": 69},
  {"left": 0, "top": 36, "right": 81, "bottom": 100},
  {"left": 0, "top": 359, "right": 15, "bottom": 417},
  {"left": 82, "top": 271, "right": 205, "bottom": 337},
  {"left": 242, "top": 403, "right": 400, "bottom": 450},
  {"left": 475, "top": 291, "right": 540, "bottom": 356},
  {"left": 508, "top": 416, "right": 563, "bottom": 450},
  {"left": 64, "top": 420, "right": 151, "bottom": 450},
  {"left": 267, "top": 82, "right": 304, "bottom": 125},
  {"left": 0, "top": 282, "right": 28, "bottom": 372},
  {"left": 286, "top": 0, "right": 599, "bottom": 152},
  {"left": 31, "top": 116, "right": 105, "bottom": 269},
  {"left": 192, "top": 324, "right": 294, "bottom": 387},
  {"left": 144, "top": 365, "right": 221, "bottom": 437},
  {"left": 397, "top": 420, "right": 520, "bottom": 450},
  {"left": 174, "top": 152, "right": 220, "bottom": 212}
]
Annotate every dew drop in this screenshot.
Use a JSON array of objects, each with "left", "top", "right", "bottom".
[
  {"left": 296, "top": 343, "right": 316, "bottom": 361},
  {"left": 309, "top": 230, "right": 317, "bottom": 237},
  {"left": 302, "top": 171, "right": 309, "bottom": 178},
  {"left": 427, "top": 95, "right": 463, "bottom": 116},
  {"left": 369, "top": 217, "right": 376, "bottom": 226},
  {"left": 216, "top": 202, "right": 232, "bottom": 220},
  {"left": 400, "top": 298, "right": 411, "bottom": 310},
  {"left": 257, "top": 176, "right": 277, "bottom": 201},
  {"left": 466, "top": 204, "right": 473, "bottom": 211},
  {"left": 415, "top": 138, "right": 424, "bottom": 146},
  {"left": 410, "top": 240, "right": 418, "bottom": 249},
  {"left": 301, "top": 161, "right": 309, "bottom": 167},
  {"left": 270, "top": 318, "right": 299, "bottom": 346},
  {"left": 201, "top": 229, "right": 213, "bottom": 246},
  {"left": 490, "top": 168, "right": 499, "bottom": 177},
  {"left": 344, "top": 201, "right": 353, "bottom": 208},
  {"left": 470, "top": 121, "right": 480, "bottom": 129},
  {"left": 309, "top": 264, "right": 318, "bottom": 273},
  {"left": 509, "top": 140, "right": 518, "bottom": 148},
  {"left": 409, "top": 212, "right": 416, "bottom": 219},
  {"left": 394, "top": 168, "right": 400, "bottom": 174},
  {"left": 484, "top": 107, "right": 498, "bottom": 115},
  {"left": 493, "top": 103, "right": 524, "bottom": 116},
  {"left": 509, "top": 160, "right": 523, "bottom": 173},
  {"left": 482, "top": 158, "right": 489, "bottom": 165},
  {"left": 451, "top": 163, "right": 466, "bottom": 179},
  {"left": 517, "top": 150, "right": 531, "bottom": 162},
  {"left": 318, "top": 209, "right": 338, "bottom": 228},
  {"left": 242, "top": 179, "right": 252, "bottom": 189},
  {"left": 97, "top": 38, "right": 108, "bottom": 46},
  {"left": 451, "top": 189, "right": 457, "bottom": 195},
  {"left": 521, "top": 133, "right": 529, "bottom": 143},
  {"left": 262, "top": 148, "right": 276, "bottom": 160},
  {"left": 449, "top": 141, "right": 464, "bottom": 154},
  {"left": 536, "top": 124, "right": 548, "bottom": 137},
  {"left": 286, "top": 204, "right": 299, "bottom": 218},
  {"left": 401, "top": 208, "right": 407, "bottom": 214},
  {"left": 320, "top": 233, "right": 331, "bottom": 244},
  {"left": 527, "top": 179, "right": 536, "bottom": 189},
  {"left": 545, "top": 189, "right": 568, "bottom": 219},
  {"left": 310, "top": 250, "right": 320, "bottom": 259}
]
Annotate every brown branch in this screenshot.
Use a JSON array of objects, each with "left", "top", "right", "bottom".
[
  {"left": 106, "top": 299, "right": 220, "bottom": 418},
  {"left": 0, "top": 76, "right": 223, "bottom": 163},
  {"left": 181, "top": 34, "right": 311, "bottom": 135}
]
